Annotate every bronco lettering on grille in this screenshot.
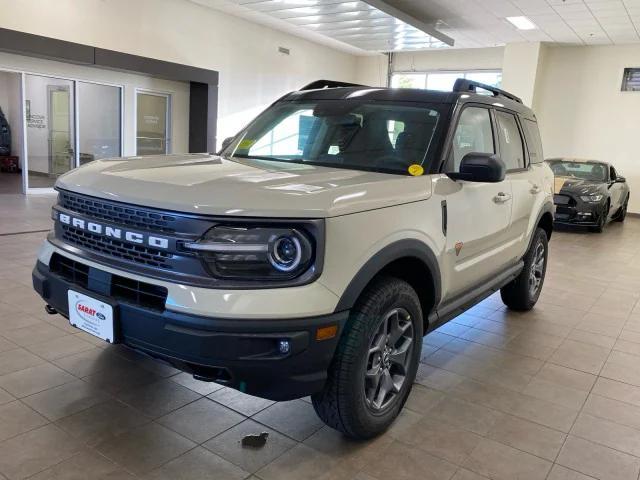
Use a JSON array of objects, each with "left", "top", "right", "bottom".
[{"left": 57, "top": 212, "right": 170, "bottom": 249}]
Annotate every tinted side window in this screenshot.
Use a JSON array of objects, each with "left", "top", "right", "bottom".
[
  {"left": 495, "top": 111, "right": 525, "bottom": 170},
  {"left": 450, "top": 107, "right": 494, "bottom": 172},
  {"left": 610, "top": 166, "right": 616, "bottom": 181},
  {"left": 522, "top": 118, "right": 544, "bottom": 164}
]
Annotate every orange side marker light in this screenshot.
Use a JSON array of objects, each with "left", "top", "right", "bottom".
[{"left": 316, "top": 325, "right": 338, "bottom": 341}]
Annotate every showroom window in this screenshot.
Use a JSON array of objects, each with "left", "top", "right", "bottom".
[
  {"left": 78, "top": 82, "right": 122, "bottom": 164},
  {"left": 391, "top": 71, "right": 502, "bottom": 92},
  {"left": 136, "top": 91, "right": 171, "bottom": 156}
]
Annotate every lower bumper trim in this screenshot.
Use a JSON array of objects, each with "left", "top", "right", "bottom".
[{"left": 33, "top": 260, "right": 348, "bottom": 401}]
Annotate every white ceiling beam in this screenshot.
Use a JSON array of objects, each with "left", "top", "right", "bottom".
[{"left": 361, "top": 0, "right": 455, "bottom": 45}]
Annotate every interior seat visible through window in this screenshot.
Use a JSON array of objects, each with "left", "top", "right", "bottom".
[
  {"left": 394, "top": 115, "right": 439, "bottom": 166},
  {"left": 450, "top": 106, "right": 494, "bottom": 172}
]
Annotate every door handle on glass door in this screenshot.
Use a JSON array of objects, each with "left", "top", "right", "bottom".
[{"left": 493, "top": 192, "right": 512, "bottom": 203}]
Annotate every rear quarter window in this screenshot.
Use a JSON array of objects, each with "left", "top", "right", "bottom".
[{"left": 521, "top": 118, "right": 544, "bottom": 164}]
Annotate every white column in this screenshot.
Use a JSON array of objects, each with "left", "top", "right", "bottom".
[{"left": 501, "top": 42, "right": 546, "bottom": 107}]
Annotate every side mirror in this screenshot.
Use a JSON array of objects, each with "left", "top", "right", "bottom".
[
  {"left": 616, "top": 176, "right": 626, "bottom": 183},
  {"left": 220, "top": 137, "right": 234, "bottom": 151},
  {"left": 448, "top": 153, "right": 506, "bottom": 183}
]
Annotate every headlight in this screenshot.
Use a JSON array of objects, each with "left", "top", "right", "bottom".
[
  {"left": 183, "top": 225, "right": 314, "bottom": 280},
  {"left": 580, "top": 195, "right": 603, "bottom": 203}
]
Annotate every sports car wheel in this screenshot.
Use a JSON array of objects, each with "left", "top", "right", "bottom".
[{"left": 591, "top": 201, "right": 609, "bottom": 233}]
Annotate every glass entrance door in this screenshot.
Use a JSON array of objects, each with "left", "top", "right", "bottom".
[
  {"left": 24, "top": 74, "right": 75, "bottom": 190},
  {"left": 48, "top": 86, "right": 73, "bottom": 176}
]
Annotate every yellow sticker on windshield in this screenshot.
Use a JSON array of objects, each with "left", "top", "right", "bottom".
[
  {"left": 408, "top": 164, "right": 424, "bottom": 176},
  {"left": 238, "top": 139, "right": 256, "bottom": 150}
]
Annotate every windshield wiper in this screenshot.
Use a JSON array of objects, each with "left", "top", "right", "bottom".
[{"left": 230, "top": 154, "right": 293, "bottom": 162}]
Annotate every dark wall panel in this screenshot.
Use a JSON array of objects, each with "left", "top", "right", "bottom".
[
  {"left": 189, "top": 82, "right": 209, "bottom": 153},
  {"left": 94, "top": 49, "right": 218, "bottom": 85},
  {"left": 0, "top": 28, "right": 94, "bottom": 64}
]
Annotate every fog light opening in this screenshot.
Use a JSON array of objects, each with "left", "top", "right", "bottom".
[{"left": 278, "top": 339, "right": 291, "bottom": 354}]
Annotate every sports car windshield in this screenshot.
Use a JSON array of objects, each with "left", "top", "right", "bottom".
[
  {"left": 547, "top": 160, "right": 608, "bottom": 182},
  {"left": 221, "top": 100, "right": 443, "bottom": 175}
]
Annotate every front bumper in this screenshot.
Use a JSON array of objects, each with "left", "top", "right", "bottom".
[
  {"left": 32, "top": 259, "right": 348, "bottom": 401},
  {"left": 553, "top": 197, "right": 606, "bottom": 226}
]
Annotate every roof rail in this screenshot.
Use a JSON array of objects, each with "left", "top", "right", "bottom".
[
  {"left": 300, "top": 79, "right": 367, "bottom": 91},
  {"left": 453, "top": 78, "right": 522, "bottom": 104}
]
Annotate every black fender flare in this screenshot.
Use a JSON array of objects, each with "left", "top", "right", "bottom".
[
  {"left": 528, "top": 201, "right": 554, "bottom": 252},
  {"left": 334, "top": 239, "right": 441, "bottom": 313}
]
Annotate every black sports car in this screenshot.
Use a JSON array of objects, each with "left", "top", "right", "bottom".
[{"left": 547, "top": 158, "right": 630, "bottom": 232}]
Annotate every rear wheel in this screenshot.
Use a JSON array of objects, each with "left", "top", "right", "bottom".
[
  {"left": 501, "top": 227, "right": 548, "bottom": 311},
  {"left": 312, "top": 277, "right": 422, "bottom": 439}
]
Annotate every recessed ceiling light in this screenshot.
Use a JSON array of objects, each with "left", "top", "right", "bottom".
[{"left": 506, "top": 16, "right": 538, "bottom": 30}]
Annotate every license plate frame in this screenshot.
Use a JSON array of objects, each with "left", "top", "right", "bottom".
[{"left": 67, "top": 290, "right": 116, "bottom": 343}]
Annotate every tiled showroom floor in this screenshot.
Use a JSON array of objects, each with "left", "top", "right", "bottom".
[{"left": 2, "top": 196, "right": 640, "bottom": 479}]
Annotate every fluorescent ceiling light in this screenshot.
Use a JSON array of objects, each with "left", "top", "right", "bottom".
[{"left": 506, "top": 16, "right": 538, "bottom": 30}]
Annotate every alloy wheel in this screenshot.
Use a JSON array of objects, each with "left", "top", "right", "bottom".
[
  {"left": 529, "top": 240, "right": 545, "bottom": 297},
  {"left": 364, "top": 307, "right": 414, "bottom": 412}
]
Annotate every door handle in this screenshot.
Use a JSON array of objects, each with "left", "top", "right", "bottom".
[
  {"left": 530, "top": 184, "right": 541, "bottom": 194},
  {"left": 493, "top": 192, "right": 512, "bottom": 203}
]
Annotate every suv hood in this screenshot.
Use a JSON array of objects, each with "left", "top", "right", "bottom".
[{"left": 56, "top": 154, "right": 431, "bottom": 218}]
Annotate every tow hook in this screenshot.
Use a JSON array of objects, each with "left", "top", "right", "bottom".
[{"left": 44, "top": 304, "right": 58, "bottom": 315}]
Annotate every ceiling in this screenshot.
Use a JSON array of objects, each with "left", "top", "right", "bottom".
[{"left": 191, "top": 0, "right": 640, "bottom": 54}]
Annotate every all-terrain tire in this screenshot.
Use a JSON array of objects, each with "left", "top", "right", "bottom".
[
  {"left": 500, "top": 227, "right": 548, "bottom": 311},
  {"left": 311, "top": 276, "right": 423, "bottom": 439}
]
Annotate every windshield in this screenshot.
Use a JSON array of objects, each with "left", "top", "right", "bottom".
[
  {"left": 547, "top": 160, "right": 608, "bottom": 182},
  {"left": 221, "top": 100, "right": 444, "bottom": 175}
]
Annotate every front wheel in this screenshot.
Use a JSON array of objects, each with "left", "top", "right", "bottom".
[
  {"left": 312, "top": 277, "right": 423, "bottom": 439},
  {"left": 615, "top": 196, "right": 629, "bottom": 222},
  {"left": 590, "top": 201, "right": 609, "bottom": 233},
  {"left": 501, "top": 227, "right": 548, "bottom": 311}
]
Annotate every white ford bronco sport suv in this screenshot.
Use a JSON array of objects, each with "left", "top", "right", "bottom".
[{"left": 33, "top": 79, "right": 554, "bottom": 439}]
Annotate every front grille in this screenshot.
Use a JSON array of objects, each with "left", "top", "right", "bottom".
[
  {"left": 59, "top": 191, "right": 178, "bottom": 233},
  {"left": 555, "top": 205, "right": 576, "bottom": 217},
  {"left": 62, "top": 225, "right": 173, "bottom": 270},
  {"left": 553, "top": 194, "right": 576, "bottom": 206},
  {"left": 50, "top": 253, "right": 168, "bottom": 311}
]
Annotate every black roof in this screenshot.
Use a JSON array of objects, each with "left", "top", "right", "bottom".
[{"left": 281, "top": 79, "right": 534, "bottom": 118}]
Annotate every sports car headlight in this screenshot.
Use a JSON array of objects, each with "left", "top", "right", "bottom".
[
  {"left": 580, "top": 195, "right": 603, "bottom": 203},
  {"left": 183, "top": 225, "right": 314, "bottom": 280}
]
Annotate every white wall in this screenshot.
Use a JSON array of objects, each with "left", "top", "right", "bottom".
[
  {"left": 393, "top": 47, "right": 504, "bottom": 73},
  {"left": 356, "top": 47, "right": 505, "bottom": 87},
  {"left": 534, "top": 44, "right": 640, "bottom": 213},
  {"left": 0, "top": 0, "right": 358, "bottom": 148},
  {"left": 355, "top": 55, "right": 389, "bottom": 87},
  {"left": 501, "top": 43, "right": 546, "bottom": 107},
  {"left": 0, "top": 51, "right": 190, "bottom": 159}
]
